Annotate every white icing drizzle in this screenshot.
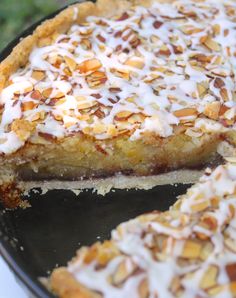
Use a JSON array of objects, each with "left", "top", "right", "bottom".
[
  {"left": 1, "top": 0, "right": 236, "bottom": 154},
  {"left": 66, "top": 162, "right": 236, "bottom": 297}
]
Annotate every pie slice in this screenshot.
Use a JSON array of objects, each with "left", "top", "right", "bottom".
[
  {"left": 0, "top": 0, "right": 236, "bottom": 207},
  {"left": 50, "top": 161, "right": 236, "bottom": 298}
]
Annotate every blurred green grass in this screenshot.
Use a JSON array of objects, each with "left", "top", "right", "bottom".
[{"left": 0, "top": 0, "right": 75, "bottom": 51}]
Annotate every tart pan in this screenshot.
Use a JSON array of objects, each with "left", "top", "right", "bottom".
[{"left": 0, "top": 2, "right": 191, "bottom": 297}]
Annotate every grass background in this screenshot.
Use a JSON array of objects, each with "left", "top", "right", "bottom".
[{"left": 0, "top": 0, "right": 76, "bottom": 51}]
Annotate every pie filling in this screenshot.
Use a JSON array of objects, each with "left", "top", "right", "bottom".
[{"left": 0, "top": 0, "right": 236, "bottom": 207}]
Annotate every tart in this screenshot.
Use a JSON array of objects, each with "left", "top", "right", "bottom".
[
  {"left": 0, "top": 0, "right": 236, "bottom": 207},
  {"left": 50, "top": 161, "right": 236, "bottom": 298}
]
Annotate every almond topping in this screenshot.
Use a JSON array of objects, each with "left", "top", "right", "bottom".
[
  {"left": 64, "top": 56, "right": 77, "bottom": 72},
  {"left": 31, "top": 70, "right": 46, "bottom": 81},
  {"left": 226, "top": 263, "right": 236, "bottom": 281},
  {"left": 11, "top": 119, "right": 36, "bottom": 141},
  {"left": 77, "top": 59, "right": 102, "bottom": 73},
  {"left": 204, "top": 102, "right": 221, "bottom": 120},
  {"left": 214, "top": 78, "right": 225, "bottom": 89},
  {"left": 42, "top": 88, "right": 53, "bottom": 99},
  {"left": 199, "top": 265, "right": 218, "bottom": 290},
  {"left": 124, "top": 57, "right": 145, "bottom": 69},
  {"left": 115, "top": 111, "right": 133, "bottom": 121},
  {"left": 201, "top": 36, "right": 221, "bottom": 52},
  {"left": 22, "top": 101, "right": 38, "bottom": 112},
  {"left": 181, "top": 240, "right": 201, "bottom": 259},
  {"left": 173, "top": 108, "right": 198, "bottom": 118},
  {"left": 31, "top": 90, "right": 42, "bottom": 100}
]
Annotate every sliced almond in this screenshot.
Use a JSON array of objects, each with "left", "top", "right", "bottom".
[
  {"left": 64, "top": 56, "right": 77, "bottom": 72},
  {"left": 31, "top": 90, "right": 42, "bottom": 100},
  {"left": 112, "top": 259, "right": 137, "bottom": 286},
  {"left": 22, "top": 101, "right": 38, "bottom": 112},
  {"left": 42, "top": 88, "right": 53, "bottom": 99},
  {"left": 204, "top": 102, "right": 221, "bottom": 120},
  {"left": 225, "top": 263, "right": 236, "bottom": 282},
  {"left": 212, "top": 24, "right": 221, "bottom": 35},
  {"left": 115, "top": 111, "right": 133, "bottom": 121},
  {"left": 138, "top": 278, "right": 149, "bottom": 298},
  {"left": 201, "top": 36, "right": 221, "bottom": 52},
  {"left": 11, "top": 119, "right": 36, "bottom": 141},
  {"left": 78, "top": 101, "right": 97, "bottom": 110},
  {"left": 197, "top": 82, "right": 208, "bottom": 98},
  {"left": 77, "top": 58, "right": 102, "bottom": 73},
  {"left": 81, "top": 38, "right": 92, "bottom": 50},
  {"left": 173, "top": 108, "right": 198, "bottom": 118},
  {"left": 111, "top": 68, "right": 130, "bottom": 80},
  {"left": 214, "top": 78, "right": 225, "bottom": 89},
  {"left": 220, "top": 88, "right": 229, "bottom": 101},
  {"left": 199, "top": 265, "right": 218, "bottom": 290},
  {"left": 181, "top": 240, "right": 201, "bottom": 259},
  {"left": 124, "top": 57, "right": 145, "bottom": 69},
  {"left": 86, "top": 71, "right": 107, "bottom": 88},
  {"left": 31, "top": 70, "right": 46, "bottom": 81}
]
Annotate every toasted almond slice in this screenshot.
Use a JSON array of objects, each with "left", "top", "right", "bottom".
[
  {"left": 124, "top": 57, "right": 145, "bottom": 69},
  {"left": 77, "top": 58, "right": 102, "bottom": 73},
  {"left": 204, "top": 102, "right": 221, "bottom": 120},
  {"left": 212, "top": 24, "right": 221, "bottom": 35},
  {"left": 78, "top": 101, "right": 97, "bottom": 110},
  {"left": 138, "top": 278, "right": 149, "bottom": 298},
  {"left": 31, "top": 70, "right": 46, "bottom": 81},
  {"left": 86, "top": 71, "right": 107, "bottom": 88},
  {"left": 220, "top": 88, "right": 229, "bottom": 101},
  {"left": 173, "top": 108, "right": 198, "bottom": 118},
  {"left": 201, "top": 36, "right": 221, "bottom": 52},
  {"left": 64, "top": 56, "right": 77, "bottom": 72},
  {"left": 200, "top": 265, "right": 218, "bottom": 290},
  {"left": 214, "top": 77, "right": 225, "bottom": 89},
  {"left": 22, "top": 101, "right": 38, "bottom": 112},
  {"left": 207, "top": 284, "right": 226, "bottom": 296},
  {"left": 181, "top": 26, "right": 204, "bottom": 35},
  {"left": 225, "top": 237, "right": 236, "bottom": 253},
  {"left": 54, "top": 91, "right": 65, "bottom": 99},
  {"left": 112, "top": 259, "right": 137, "bottom": 286},
  {"left": 197, "top": 82, "right": 208, "bottom": 98},
  {"left": 111, "top": 68, "right": 130, "bottom": 80},
  {"left": 226, "top": 263, "right": 236, "bottom": 282},
  {"left": 115, "top": 111, "right": 133, "bottom": 121},
  {"left": 31, "top": 90, "right": 42, "bottom": 100},
  {"left": 42, "top": 88, "right": 53, "bottom": 99},
  {"left": 181, "top": 240, "right": 201, "bottom": 259},
  {"left": 11, "top": 119, "right": 36, "bottom": 141},
  {"left": 81, "top": 38, "right": 92, "bottom": 50},
  {"left": 200, "top": 242, "right": 214, "bottom": 261}
]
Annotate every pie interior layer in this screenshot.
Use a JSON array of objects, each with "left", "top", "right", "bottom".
[
  {"left": 0, "top": 0, "right": 236, "bottom": 207},
  {"left": 50, "top": 162, "right": 236, "bottom": 298}
]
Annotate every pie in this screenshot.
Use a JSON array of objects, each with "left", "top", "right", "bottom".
[
  {"left": 50, "top": 161, "right": 236, "bottom": 298},
  {"left": 0, "top": 0, "right": 236, "bottom": 207}
]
